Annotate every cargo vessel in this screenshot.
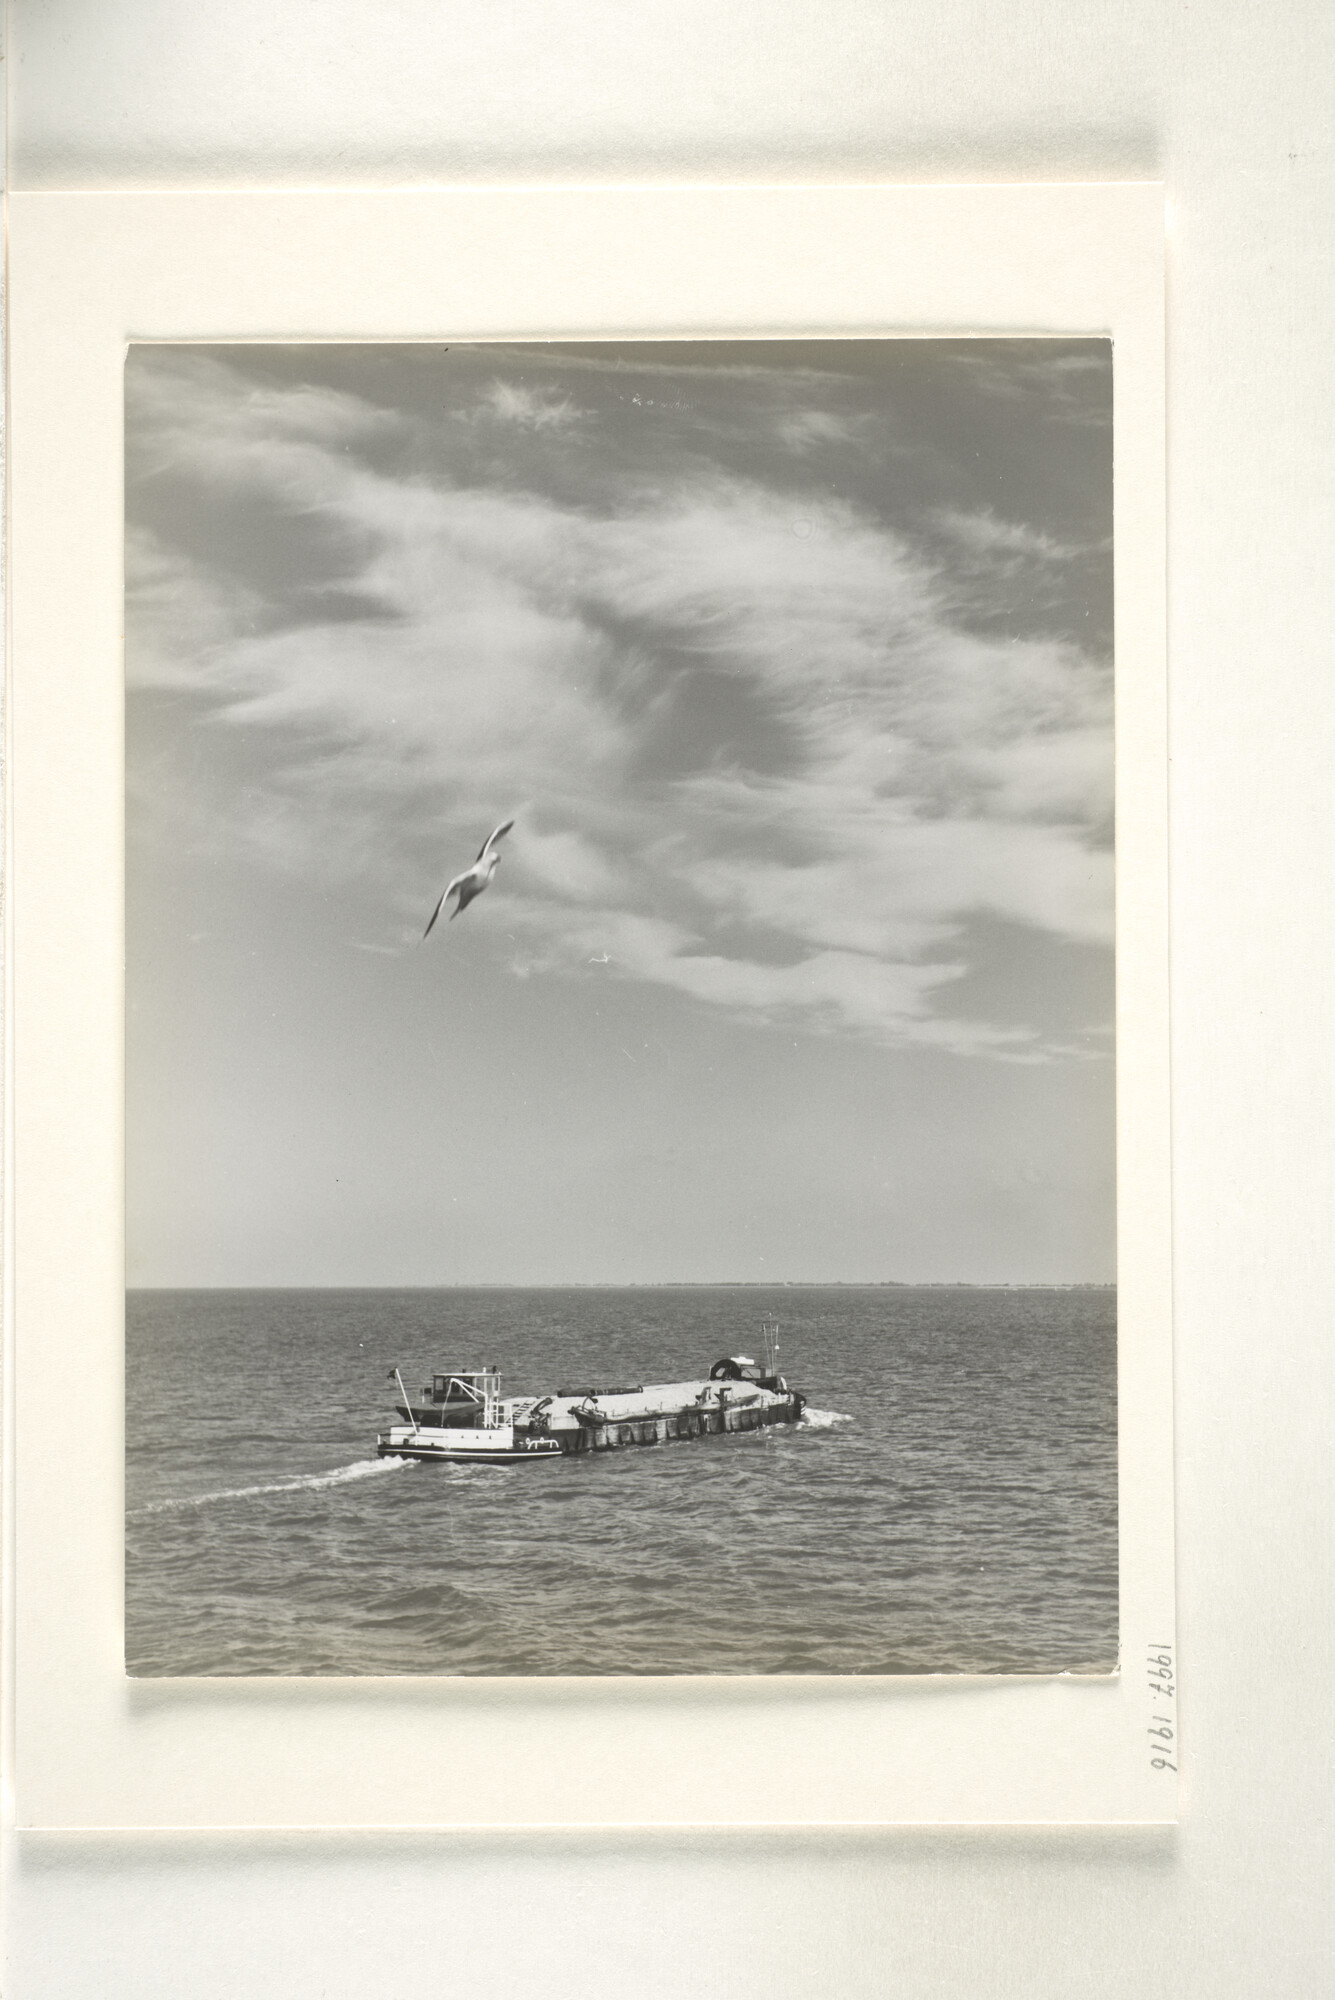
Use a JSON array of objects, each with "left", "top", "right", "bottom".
[{"left": 376, "top": 1327, "right": 805, "bottom": 1466}]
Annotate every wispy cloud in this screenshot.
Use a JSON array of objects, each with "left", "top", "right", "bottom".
[
  {"left": 775, "top": 409, "right": 868, "bottom": 453},
  {"left": 941, "top": 344, "right": 1114, "bottom": 433},
  {"left": 480, "top": 380, "right": 582, "bottom": 430},
  {"left": 126, "top": 347, "right": 1112, "bottom": 1058},
  {"left": 930, "top": 507, "right": 1078, "bottom": 563}
]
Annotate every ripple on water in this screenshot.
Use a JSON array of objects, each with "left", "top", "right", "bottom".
[{"left": 125, "top": 1286, "right": 1118, "bottom": 1676}]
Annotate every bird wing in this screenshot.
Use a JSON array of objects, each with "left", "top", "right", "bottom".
[
  {"left": 475, "top": 817, "right": 515, "bottom": 862},
  {"left": 422, "top": 871, "right": 469, "bottom": 940}
]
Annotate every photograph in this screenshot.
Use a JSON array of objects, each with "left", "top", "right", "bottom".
[{"left": 124, "top": 336, "right": 1118, "bottom": 1678}]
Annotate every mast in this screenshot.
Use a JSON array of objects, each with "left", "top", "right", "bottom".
[
  {"left": 393, "top": 1367, "right": 420, "bottom": 1436},
  {"left": 761, "top": 1317, "right": 780, "bottom": 1377}
]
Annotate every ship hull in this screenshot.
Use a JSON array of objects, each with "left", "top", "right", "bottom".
[{"left": 377, "top": 1426, "right": 562, "bottom": 1464}]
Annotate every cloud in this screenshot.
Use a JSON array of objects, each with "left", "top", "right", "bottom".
[
  {"left": 126, "top": 349, "right": 1113, "bottom": 1058},
  {"left": 127, "top": 353, "right": 400, "bottom": 495},
  {"left": 687, "top": 815, "right": 1112, "bottom": 958},
  {"left": 501, "top": 899, "right": 1045, "bottom": 1060},
  {"left": 123, "top": 524, "right": 270, "bottom": 687},
  {"left": 930, "top": 507, "right": 1077, "bottom": 563},
  {"left": 943, "top": 343, "right": 1112, "bottom": 422},
  {"left": 514, "top": 826, "right": 624, "bottom": 903},
  {"left": 479, "top": 380, "right": 581, "bottom": 430},
  {"left": 775, "top": 410, "right": 866, "bottom": 453}
]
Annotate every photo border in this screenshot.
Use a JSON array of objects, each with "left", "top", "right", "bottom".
[{"left": 6, "top": 183, "right": 1173, "bottom": 1828}]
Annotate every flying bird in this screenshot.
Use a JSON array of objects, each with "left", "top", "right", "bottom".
[{"left": 423, "top": 819, "right": 515, "bottom": 938}]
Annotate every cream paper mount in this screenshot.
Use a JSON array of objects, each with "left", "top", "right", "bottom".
[{"left": 6, "top": 184, "right": 1173, "bottom": 1829}]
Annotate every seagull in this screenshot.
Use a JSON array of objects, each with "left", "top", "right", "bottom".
[{"left": 422, "top": 819, "right": 515, "bottom": 938}]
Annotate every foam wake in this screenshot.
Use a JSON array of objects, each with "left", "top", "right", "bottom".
[
  {"left": 800, "top": 1407, "right": 853, "bottom": 1429},
  {"left": 132, "top": 1455, "right": 415, "bottom": 1516}
]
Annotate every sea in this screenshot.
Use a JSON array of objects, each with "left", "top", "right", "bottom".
[{"left": 125, "top": 1285, "right": 1118, "bottom": 1678}]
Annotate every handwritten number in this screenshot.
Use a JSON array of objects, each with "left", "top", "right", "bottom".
[{"left": 1147, "top": 1645, "right": 1178, "bottom": 1775}]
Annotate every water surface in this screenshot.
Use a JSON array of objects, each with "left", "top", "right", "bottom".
[{"left": 126, "top": 1285, "right": 1117, "bottom": 1676}]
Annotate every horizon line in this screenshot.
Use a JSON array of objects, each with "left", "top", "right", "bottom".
[{"left": 125, "top": 1278, "right": 1118, "bottom": 1292}]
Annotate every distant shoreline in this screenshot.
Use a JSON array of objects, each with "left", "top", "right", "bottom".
[{"left": 127, "top": 1280, "right": 1117, "bottom": 1293}]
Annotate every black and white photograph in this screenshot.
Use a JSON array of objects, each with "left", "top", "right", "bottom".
[{"left": 124, "top": 337, "right": 1118, "bottom": 1678}]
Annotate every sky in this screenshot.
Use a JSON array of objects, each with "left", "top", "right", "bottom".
[{"left": 125, "top": 340, "right": 1115, "bottom": 1287}]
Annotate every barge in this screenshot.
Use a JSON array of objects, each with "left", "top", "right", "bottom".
[{"left": 377, "top": 1332, "right": 805, "bottom": 1466}]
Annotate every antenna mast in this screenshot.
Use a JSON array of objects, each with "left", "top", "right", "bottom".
[{"left": 761, "top": 1316, "right": 780, "bottom": 1378}]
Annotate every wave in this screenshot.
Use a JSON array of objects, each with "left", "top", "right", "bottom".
[
  {"left": 131, "top": 1455, "right": 415, "bottom": 1517},
  {"left": 800, "top": 1406, "right": 854, "bottom": 1429}
]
